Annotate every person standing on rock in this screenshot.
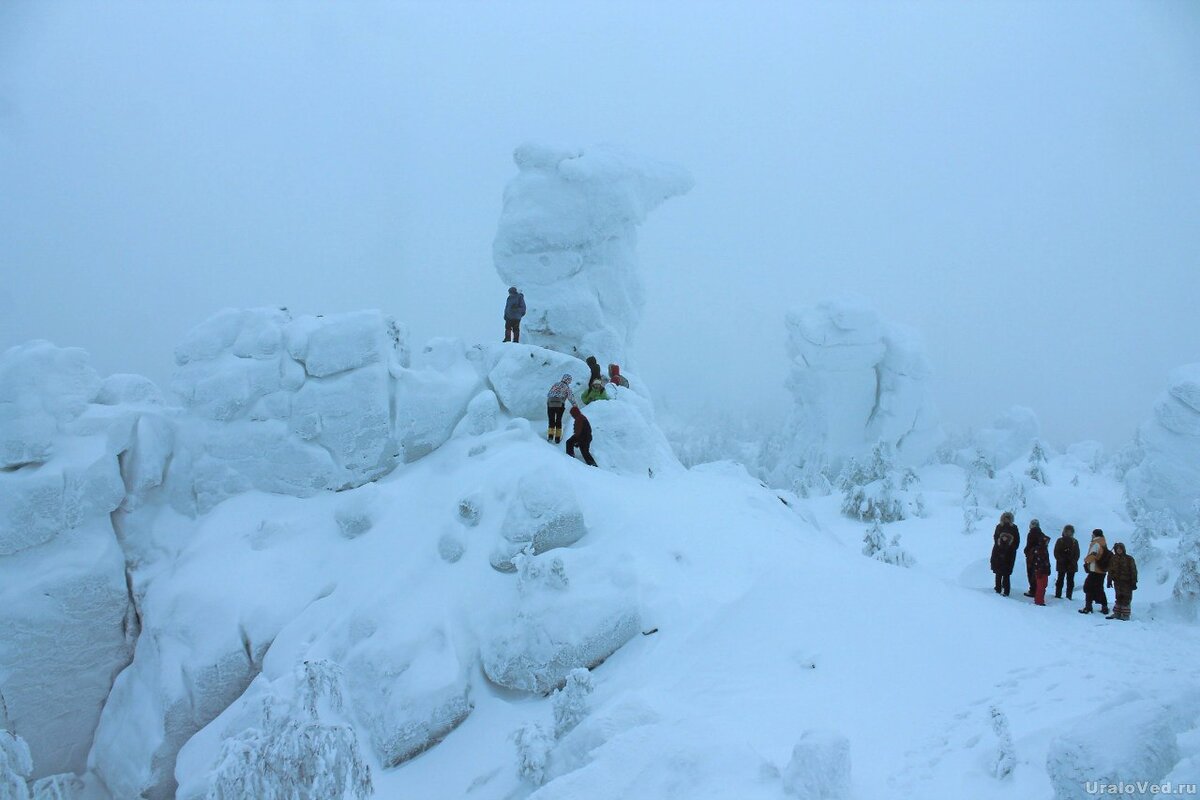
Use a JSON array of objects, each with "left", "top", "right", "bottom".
[
  {"left": 991, "top": 512, "right": 1020, "bottom": 596},
  {"left": 565, "top": 405, "right": 598, "bottom": 467},
  {"left": 546, "top": 373, "right": 576, "bottom": 444},
  {"left": 1105, "top": 542, "right": 1138, "bottom": 620},
  {"left": 1053, "top": 525, "right": 1080, "bottom": 599},
  {"left": 608, "top": 363, "right": 630, "bottom": 389},
  {"left": 1031, "top": 531, "right": 1052, "bottom": 606},
  {"left": 1022, "top": 518, "right": 1047, "bottom": 597},
  {"left": 503, "top": 286, "right": 526, "bottom": 343},
  {"left": 1079, "top": 529, "right": 1110, "bottom": 615}
]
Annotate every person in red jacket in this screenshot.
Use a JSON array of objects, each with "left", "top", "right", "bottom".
[
  {"left": 1031, "top": 532, "right": 1052, "bottom": 606},
  {"left": 565, "top": 406, "right": 597, "bottom": 467}
]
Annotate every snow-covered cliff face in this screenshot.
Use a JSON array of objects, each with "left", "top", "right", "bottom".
[
  {"left": 774, "top": 298, "right": 943, "bottom": 487},
  {"left": 493, "top": 143, "right": 693, "bottom": 367},
  {"left": 1126, "top": 363, "right": 1200, "bottom": 521}
]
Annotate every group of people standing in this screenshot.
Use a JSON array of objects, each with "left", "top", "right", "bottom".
[
  {"left": 504, "top": 286, "right": 630, "bottom": 469},
  {"left": 990, "top": 512, "right": 1139, "bottom": 620}
]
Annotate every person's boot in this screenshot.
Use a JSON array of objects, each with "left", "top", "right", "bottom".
[
  {"left": 1078, "top": 604, "right": 1092, "bottom": 614},
  {"left": 1100, "top": 606, "right": 1110, "bottom": 616},
  {"left": 1105, "top": 610, "right": 1118, "bottom": 619},
  {"left": 554, "top": 427, "right": 562, "bottom": 444},
  {"left": 547, "top": 428, "right": 554, "bottom": 442}
]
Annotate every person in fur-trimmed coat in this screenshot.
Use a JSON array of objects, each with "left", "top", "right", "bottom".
[
  {"left": 1079, "top": 529, "right": 1110, "bottom": 615},
  {"left": 1105, "top": 542, "right": 1138, "bottom": 621}
]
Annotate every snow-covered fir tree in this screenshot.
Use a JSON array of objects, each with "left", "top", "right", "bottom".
[
  {"left": 512, "top": 723, "right": 553, "bottom": 785},
  {"left": 989, "top": 706, "right": 1015, "bottom": 780},
  {"left": 552, "top": 668, "right": 594, "bottom": 738},
  {"left": 971, "top": 448, "right": 995, "bottom": 480},
  {"left": 962, "top": 470, "right": 983, "bottom": 536},
  {"left": 1025, "top": 440, "right": 1049, "bottom": 485},
  {"left": 998, "top": 474, "right": 1027, "bottom": 511},
  {"left": 841, "top": 442, "right": 923, "bottom": 523},
  {"left": 206, "top": 661, "right": 372, "bottom": 800},
  {"left": 862, "top": 519, "right": 886, "bottom": 558},
  {"left": 1173, "top": 501, "right": 1200, "bottom": 604}
]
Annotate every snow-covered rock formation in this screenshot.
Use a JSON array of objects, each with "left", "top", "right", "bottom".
[
  {"left": 1125, "top": 363, "right": 1200, "bottom": 522},
  {"left": 774, "top": 297, "right": 942, "bottom": 487},
  {"left": 0, "top": 343, "right": 140, "bottom": 779},
  {"left": 493, "top": 143, "right": 693, "bottom": 366}
]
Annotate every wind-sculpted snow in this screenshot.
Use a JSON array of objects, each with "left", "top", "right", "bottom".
[
  {"left": 782, "top": 730, "right": 852, "bottom": 800},
  {"left": 1125, "top": 363, "right": 1200, "bottom": 522},
  {"left": 493, "top": 143, "right": 692, "bottom": 365},
  {"left": 491, "top": 472, "right": 588, "bottom": 572},
  {"left": 774, "top": 298, "right": 942, "bottom": 489},
  {"left": 483, "top": 344, "right": 588, "bottom": 423}
]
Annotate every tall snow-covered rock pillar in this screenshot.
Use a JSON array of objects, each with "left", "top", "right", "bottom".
[{"left": 492, "top": 143, "right": 693, "bottom": 366}]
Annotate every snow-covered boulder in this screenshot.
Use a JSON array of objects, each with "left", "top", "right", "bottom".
[
  {"left": 573, "top": 390, "right": 682, "bottom": 477},
  {"left": 482, "top": 553, "right": 641, "bottom": 694},
  {"left": 1045, "top": 699, "right": 1180, "bottom": 800},
  {"left": 492, "top": 143, "right": 693, "bottom": 365},
  {"left": 491, "top": 472, "right": 588, "bottom": 572},
  {"left": 452, "top": 389, "right": 503, "bottom": 438},
  {"left": 166, "top": 308, "right": 410, "bottom": 512},
  {"left": 483, "top": 344, "right": 587, "bottom": 423},
  {"left": 393, "top": 338, "right": 483, "bottom": 462},
  {"left": 95, "top": 373, "right": 165, "bottom": 407},
  {"left": 0, "top": 341, "right": 102, "bottom": 468},
  {"left": 1126, "top": 364, "right": 1200, "bottom": 521},
  {"left": 783, "top": 730, "right": 852, "bottom": 800},
  {"left": 776, "top": 297, "right": 942, "bottom": 482}
]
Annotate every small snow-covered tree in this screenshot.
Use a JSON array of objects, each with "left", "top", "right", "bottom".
[
  {"left": 862, "top": 519, "right": 886, "bottom": 557},
  {"left": 998, "top": 474, "right": 1027, "bottom": 511},
  {"left": 876, "top": 534, "right": 916, "bottom": 568},
  {"left": 989, "top": 706, "right": 1015, "bottom": 780},
  {"left": 0, "top": 730, "right": 32, "bottom": 800},
  {"left": 207, "top": 661, "right": 372, "bottom": 800},
  {"left": 971, "top": 449, "right": 995, "bottom": 480},
  {"left": 836, "top": 457, "right": 869, "bottom": 493},
  {"left": 552, "top": 668, "right": 594, "bottom": 738},
  {"left": 1071, "top": 474, "right": 1079, "bottom": 487},
  {"left": 1173, "top": 501, "right": 1200, "bottom": 603},
  {"left": 962, "top": 470, "right": 983, "bottom": 536},
  {"left": 512, "top": 722, "right": 553, "bottom": 785},
  {"left": 1026, "top": 440, "right": 1049, "bottom": 485}
]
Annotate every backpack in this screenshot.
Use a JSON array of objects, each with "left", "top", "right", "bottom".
[{"left": 1098, "top": 548, "right": 1112, "bottom": 572}]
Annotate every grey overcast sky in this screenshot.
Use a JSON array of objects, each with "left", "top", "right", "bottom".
[{"left": 1, "top": 1, "right": 1198, "bottom": 448}]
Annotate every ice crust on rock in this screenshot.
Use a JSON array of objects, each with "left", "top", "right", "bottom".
[
  {"left": 483, "top": 344, "right": 588, "bottom": 423},
  {"left": 782, "top": 729, "right": 852, "bottom": 799},
  {"left": 776, "top": 298, "right": 942, "bottom": 482},
  {"left": 493, "top": 143, "right": 692, "bottom": 366},
  {"left": 0, "top": 341, "right": 102, "bottom": 468},
  {"left": 1125, "top": 364, "right": 1200, "bottom": 521}
]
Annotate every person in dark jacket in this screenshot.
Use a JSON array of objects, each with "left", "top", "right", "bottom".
[
  {"left": 1079, "top": 529, "right": 1110, "bottom": 615},
  {"left": 1105, "top": 542, "right": 1138, "bottom": 620},
  {"left": 991, "top": 512, "right": 1020, "bottom": 596},
  {"left": 585, "top": 355, "right": 603, "bottom": 386},
  {"left": 608, "top": 363, "right": 630, "bottom": 389},
  {"left": 1023, "top": 518, "right": 1046, "bottom": 597},
  {"left": 1031, "top": 532, "right": 1052, "bottom": 606},
  {"left": 565, "top": 406, "right": 597, "bottom": 467},
  {"left": 1053, "top": 525, "right": 1080, "bottom": 599},
  {"left": 503, "top": 287, "right": 526, "bottom": 343}
]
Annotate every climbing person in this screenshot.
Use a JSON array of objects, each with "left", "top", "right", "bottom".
[
  {"left": 545, "top": 373, "right": 576, "bottom": 443},
  {"left": 1105, "top": 542, "right": 1138, "bottom": 620},
  {"left": 1053, "top": 524, "right": 1080, "bottom": 599},
  {"left": 608, "top": 363, "right": 630, "bottom": 389},
  {"left": 585, "top": 355, "right": 603, "bottom": 386},
  {"left": 1023, "top": 518, "right": 1046, "bottom": 597},
  {"left": 581, "top": 378, "right": 609, "bottom": 405},
  {"left": 991, "top": 512, "right": 1020, "bottom": 597},
  {"left": 565, "top": 405, "right": 597, "bottom": 467},
  {"left": 503, "top": 286, "right": 526, "bottom": 343},
  {"left": 1031, "top": 531, "right": 1052, "bottom": 606},
  {"left": 1079, "top": 529, "right": 1110, "bottom": 615}
]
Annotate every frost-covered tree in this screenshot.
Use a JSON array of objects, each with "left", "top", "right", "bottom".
[
  {"left": 1173, "top": 501, "right": 1200, "bottom": 604},
  {"left": 862, "top": 519, "right": 886, "bottom": 558},
  {"left": 512, "top": 722, "right": 553, "bottom": 785},
  {"left": 841, "top": 442, "right": 921, "bottom": 523},
  {"left": 1128, "top": 506, "right": 1179, "bottom": 566},
  {"left": 876, "top": 534, "right": 916, "bottom": 568},
  {"left": 552, "top": 668, "right": 594, "bottom": 738},
  {"left": 206, "top": 661, "right": 372, "bottom": 800},
  {"left": 989, "top": 706, "right": 1015, "bottom": 780},
  {"left": 962, "top": 468, "right": 985, "bottom": 535},
  {"left": 1070, "top": 474, "right": 1079, "bottom": 487},
  {"left": 0, "top": 731, "right": 32, "bottom": 800},
  {"left": 1025, "top": 440, "right": 1049, "bottom": 485},
  {"left": 971, "top": 448, "right": 995, "bottom": 480},
  {"left": 998, "top": 474, "right": 1027, "bottom": 511}
]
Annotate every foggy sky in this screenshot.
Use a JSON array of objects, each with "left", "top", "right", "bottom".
[{"left": 2, "top": 1, "right": 1198, "bottom": 449}]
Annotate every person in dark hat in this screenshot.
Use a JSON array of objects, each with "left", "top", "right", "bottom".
[
  {"left": 990, "top": 512, "right": 1020, "bottom": 596},
  {"left": 1053, "top": 525, "right": 1080, "bottom": 599},
  {"left": 565, "top": 405, "right": 597, "bottom": 467},
  {"left": 1105, "top": 542, "right": 1138, "bottom": 620},
  {"left": 1079, "top": 529, "right": 1110, "bottom": 615}
]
